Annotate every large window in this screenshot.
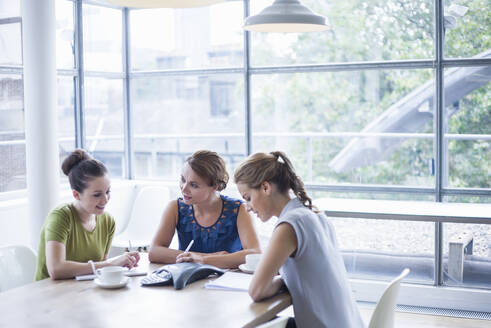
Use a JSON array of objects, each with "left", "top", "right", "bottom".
[
  {"left": 444, "top": 0, "right": 490, "bottom": 58},
  {"left": 0, "top": 0, "right": 79, "bottom": 191},
  {"left": 131, "top": 73, "right": 245, "bottom": 179},
  {"left": 130, "top": 2, "right": 246, "bottom": 179},
  {"left": 130, "top": 2, "right": 244, "bottom": 70},
  {"left": 445, "top": 66, "right": 490, "bottom": 189},
  {"left": 83, "top": 4, "right": 122, "bottom": 72},
  {"left": 126, "top": 0, "right": 490, "bottom": 295},
  {"left": 84, "top": 77, "right": 125, "bottom": 177},
  {"left": 0, "top": 1, "right": 24, "bottom": 192},
  {"left": 1, "top": 0, "right": 490, "bottom": 306},
  {"left": 251, "top": 69, "right": 435, "bottom": 187},
  {"left": 250, "top": 0, "right": 434, "bottom": 65},
  {"left": 0, "top": 73, "right": 24, "bottom": 192}
]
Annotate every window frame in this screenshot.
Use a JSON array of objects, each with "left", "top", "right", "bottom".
[{"left": 0, "top": 0, "right": 490, "bottom": 310}]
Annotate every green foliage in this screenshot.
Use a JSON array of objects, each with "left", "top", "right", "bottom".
[{"left": 251, "top": 0, "right": 490, "bottom": 191}]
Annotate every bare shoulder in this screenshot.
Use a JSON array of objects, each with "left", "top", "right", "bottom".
[
  {"left": 275, "top": 221, "right": 296, "bottom": 237},
  {"left": 161, "top": 199, "right": 179, "bottom": 221},
  {"left": 270, "top": 222, "right": 298, "bottom": 257},
  {"left": 166, "top": 198, "right": 179, "bottom": 211},
  {"left": 237, "top": 202, "right": 248, "bottom": 214}
]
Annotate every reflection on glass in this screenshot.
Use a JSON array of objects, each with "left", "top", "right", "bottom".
[
  {"left": 444, "top": 0, "right": 491, "bottom": 58},
  {"left": 55, "top": 0, "right": 74, "bottom": 69},
  {"left": 84, "top": 77, "right": 124, "bottom": 177},
  {"left": 0, "top": 23, "right": 22, "bottom": 65},
  {"left": 0, "top": 74, "right": 24, "bottom": 136},
  {"left": 131, "top": 74, "right": 245, "bottom": 179},
  {"left": 444, "top": 67, "right": 490, "bottom": 189},
  {"left": 311, "top": 190, "right": 435, "bottom": 202},
  {"left": 250, "top": 0, "right": 434, "bottom": 66},
  {"left": 251, "top": 69, "right": 434, "bottom": 186},
  {"left": 443, "top": 223, "right": 491, "bottom": 289},
  {"left": 57, "top": 76, "right": 75, "bottom": 186},
  {"left": 130, "top": 1, "right": 243, "bottom": 70},
  {"left": 330, "top": 217, "right": 434, "bottom": 283},
  {"left": 83, "top": 4, "right": 122, "bottom": 72},
  {"left": 444, "top": 195, "right": 491, "bottom": 204},
  {"left": 57, "top": 76, "right": 75, "bottom": 150},
  {"left": 0, "top": 74, "right": 25, "bottom": 191},
  {"left": 447, "top": 140, "right": 490, "bottom": 189}
]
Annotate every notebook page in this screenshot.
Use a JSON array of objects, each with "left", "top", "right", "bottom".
[{"left": 204, "top": 271, "right": 252, "bottom": 292}]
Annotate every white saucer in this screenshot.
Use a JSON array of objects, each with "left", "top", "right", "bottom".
[
  {"left": 94, "top": 276, "right": 130, "bottom": 289},
  {"left": 238, "top": 264, "right": 255, "bottom": 274}
]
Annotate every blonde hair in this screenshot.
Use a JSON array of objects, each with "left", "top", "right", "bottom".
[
  {"left": 186, "top": 150, "right": 229, "bottom": 191},
  {"left": 234, "top": 151, "right": 315, "bottom": 211}
]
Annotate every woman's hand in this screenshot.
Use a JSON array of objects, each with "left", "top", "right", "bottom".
[
  {"left": 176, "top": 251, "right": 204, "bottom": 264},
  {"left": 107, "top": 251, "right": 140, "bottom": 269}
]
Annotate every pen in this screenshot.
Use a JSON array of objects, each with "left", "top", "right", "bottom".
[
  {"left": 184, "top": 240, "right": 194, "bottom": 252},
  {"left": 128, "top": 240, "right": 132, "bottom": 252}
]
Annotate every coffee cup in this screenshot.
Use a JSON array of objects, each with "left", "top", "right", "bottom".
[
  {"left": 96, "top": 266, "right": 124, "bottom": 284},
  {"left": 245, "top": 254, "right": 261, "bottom": 271}
]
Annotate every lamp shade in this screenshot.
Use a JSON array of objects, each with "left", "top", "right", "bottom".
[
  {"left": 244, "top": 0, "right": 328, "bottom": 32},
  {"left": 106, "top": 0, "right": 225, "bottom": 8}
]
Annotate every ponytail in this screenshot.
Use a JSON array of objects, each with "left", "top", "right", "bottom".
[
  {"left": 270, "top": 151, "right": 316, "bottom": 211},
  {"left": 234, "top": 151, "right": 318, "bottom": 212}
]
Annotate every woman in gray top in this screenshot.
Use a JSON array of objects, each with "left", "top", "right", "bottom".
[{"left": 234, "top": 151, "right": 364, "bottom": 328}]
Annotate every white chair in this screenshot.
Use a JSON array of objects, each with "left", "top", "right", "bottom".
[
  {"left": 111, "top": 186, "right": 170, "bottom": 253},
  {"left": 368, "top": 268, "right": 410, "bottom": 328},
  {"left": 256, "top": 269, "right": 409, "bottom": 328},
  {"left": 0, "top": 245, "right": 37, "bottom": 292},
  {"left": 256, "top": 316, "right": 289, "bottom": 328}
]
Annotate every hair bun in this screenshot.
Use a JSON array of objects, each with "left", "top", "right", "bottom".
[{"left": 61, "top": 149, "right": 91, "bottom": 176}]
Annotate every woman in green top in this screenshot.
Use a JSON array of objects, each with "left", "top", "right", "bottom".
[{"left": 35, "top": 149, "right": 140, "bottom": 280}]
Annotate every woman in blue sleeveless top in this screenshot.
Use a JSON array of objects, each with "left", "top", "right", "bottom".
[{"left": 149, "top": 150, "right": 261, "bottom": 269}]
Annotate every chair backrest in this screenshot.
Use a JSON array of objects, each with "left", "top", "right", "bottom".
[
  {"left": 119, "top": 186, "right": 170, "bottom": 242},
  {"left": 0, "top": 245, "right": 37, "bottom": 292},
  {"left": 368, "top": 268, "right": 410, "bottom": 328},
  {"left": 255, "top": 316, "right": 289, "bottom": 328}
]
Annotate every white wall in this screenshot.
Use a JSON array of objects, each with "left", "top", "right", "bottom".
[
  {"left": 0, "top": 180, "right": 175, "bottom": 249},
  {"left": 0, "top": 199, "right": 30, "bottom": 247}
]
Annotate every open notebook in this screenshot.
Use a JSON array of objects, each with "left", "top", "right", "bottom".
[
  {"left": 75, "top": 268, "right": 147, "bottom": 281},
  {"left": 204, "top": 271, "right": 252, "bottom": 292}
]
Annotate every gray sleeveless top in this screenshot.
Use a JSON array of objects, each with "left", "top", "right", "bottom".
[{"left": 276, "top": 198, "right": 364, "bottom": 328}]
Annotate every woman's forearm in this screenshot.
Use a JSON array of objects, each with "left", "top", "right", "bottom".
[
  {"left": 148, "top": 245, "right": 183, "bottom": 263},
  {"left": 249, "top": 275, "right": 284, "bottom": 302},
  {"left": 48, "top": 259, "right": 106, "bottom": 280}
]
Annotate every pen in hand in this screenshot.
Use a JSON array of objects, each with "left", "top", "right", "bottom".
[
  {"left": 184, "top": 240, "right": 194, "bottom": 252},
  {"left": 176, "top": 240, "right": 195, "bottom": 264}
]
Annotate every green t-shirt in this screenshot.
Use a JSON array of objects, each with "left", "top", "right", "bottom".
[{"left": 35, "top": 203, "right": 115, "bottom": 281}]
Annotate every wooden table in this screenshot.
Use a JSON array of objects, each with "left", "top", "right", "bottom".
[{"left": 0, "top": 256, "right": 291, "bottom": 328}]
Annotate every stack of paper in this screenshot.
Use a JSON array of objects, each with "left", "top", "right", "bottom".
[{"left": 205, "top": 271, "right": 252, "bottom": 292}]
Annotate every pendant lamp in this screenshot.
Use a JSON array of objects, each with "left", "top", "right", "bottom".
[
  {"left": 244, "top": 0, "right": 328, "bottom": 32},
  {"left": 106, "top": 0, "right": 225, "bottom": 8}
]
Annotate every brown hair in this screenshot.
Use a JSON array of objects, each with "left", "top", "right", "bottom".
[
  {"left": 234, "top": 151, "right": 315, "bottom": 211},
  {"left": 61, "top": 149, "right": 108, "bottom": 192},
  {"left": 186, "top": 150, "right": 229, "bottom": 191}
]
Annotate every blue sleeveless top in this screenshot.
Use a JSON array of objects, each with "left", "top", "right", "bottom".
[{"left": 176, "top": 194, "right": 243, "bottom": 253}]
